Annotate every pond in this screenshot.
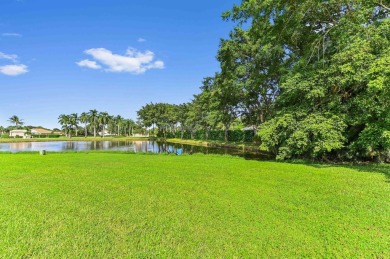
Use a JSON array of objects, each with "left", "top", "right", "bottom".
[{"left": 0, "top": 140, "right": 271, "bottom": 160}]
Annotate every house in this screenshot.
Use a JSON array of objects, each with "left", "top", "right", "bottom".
[
  {"left": 31, "top": 128, "right": 52, "bottom": 136},
  {"left": 9, "top": 129, "right": 29, "bottom": 138},
  {"left": 98, "top": 130, "right": 115, "bottom": 137}
]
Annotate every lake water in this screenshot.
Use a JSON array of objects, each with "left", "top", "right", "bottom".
[{"left": 0, "top": 140, "right": 271, "bottom": 160}]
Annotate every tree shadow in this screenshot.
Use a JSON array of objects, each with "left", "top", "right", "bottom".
[{"left": 284, "top": 160, "right": 390, "bottom": 183}]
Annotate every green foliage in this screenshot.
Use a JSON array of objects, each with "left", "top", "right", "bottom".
[
  {"left": 134, "top": 1, "right": 389, "bottom": 161},
  {"left": 352, "top": 123, "right": 390, "bottom": 161},
  {"left": 259, "top": 113, "right": 346, "bottom": 160},
  {"left": 137, "top": 102, "right": 179, "bottom": 137},
  {"left": 161, "top": 130, "right": 255, "bottom": 142},
  {"left": 32, "top": 134, "right": 61, "bottom": 138},
  {"left": 222, "top": 0, "right": 390, "bottom": 161},
  {"left": 8, "top": 115, "right": 24, "bottom": 127}
]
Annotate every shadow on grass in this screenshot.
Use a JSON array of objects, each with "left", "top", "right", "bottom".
[{"left": 284, "top": 160, "right": 390, "bottom": 183}]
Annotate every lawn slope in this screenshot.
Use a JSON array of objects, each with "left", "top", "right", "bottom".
[{"left": 0, "top": 153, "right": 389, "bottom": 257}]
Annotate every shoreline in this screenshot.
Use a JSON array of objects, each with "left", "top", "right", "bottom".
[
  {"left": 165, "top": 138, "right": 265, "bottom": 153},
  {"left": 0, "top": 136, "right": 153, "bottom": 143}
]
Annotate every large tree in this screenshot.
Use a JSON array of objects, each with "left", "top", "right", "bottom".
[
  {"left": 98, "top": 112, "right": 111, "bottom": 138},
  {"left": 88, "top": 109, "right": 99, "bottom": 138},
  {"left": 79, "top": 112, "right": 89, "bottom": 137},
  {"left": 69, "top": 113, "right": 79, "bottom": 137},
  {"left": 177, "top": 103, "right": 190, "bottom": 139},
  {"left": 114, "top": 115, "right": 124, "bottom": 136},
  {"left": 58, "top": 114, "right": 72, "bottom": 138},
  {"left": 224, "top": 0, "right": 390, "bottom": 160},
  {"left": 137, "top": 103, "right": 158, "bottom": 136}
]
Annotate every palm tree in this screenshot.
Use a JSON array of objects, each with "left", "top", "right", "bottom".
[
  {"left": 58, "top": 114, "right": 71, "bottom": 138},
  {"left": 114, "top": 115, "right": 124, "bottom": 136},
  {"left": 122, "top": 119, "right": 136, "bottom": 136},
  {"left": 79, "top": 112, "right": 89, "bottom": 137},
  {"left": 98, "top": 112, "right": 111, "bottom": 138},
  {"left": 8, "top": 115, "right": 24, "bottom": 128},
  {"left": 88, "top": 109, "right": 99, "bottom": 138},
  {"left": 70, "top": 113, "right": 79, "bottom": 137}
]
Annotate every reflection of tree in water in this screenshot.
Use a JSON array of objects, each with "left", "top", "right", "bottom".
[{"left": 64, "top": 142, "right": 75, "bottom": 150}]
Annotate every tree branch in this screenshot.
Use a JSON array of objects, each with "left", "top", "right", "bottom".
[{"left": 378, "top": 0, "right": 390, "bottom": 11}]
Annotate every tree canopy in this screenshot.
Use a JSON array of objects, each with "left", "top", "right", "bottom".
[{"left": 136, "top": 0, "right": 389, "bottom": 161}]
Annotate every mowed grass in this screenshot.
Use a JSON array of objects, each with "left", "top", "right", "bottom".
[{"left": 0, "top": 153, "right": 389, "bottom": 257}]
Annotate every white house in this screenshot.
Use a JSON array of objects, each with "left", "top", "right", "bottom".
[
  {"left": 98, "top": 130, "right": 115, "bottom": 137},
  {"left": 9, "top": 130, "right": 29, "bottom": 138}
]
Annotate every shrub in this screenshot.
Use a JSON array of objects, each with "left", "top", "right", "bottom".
[
  {"left": 351, "top": 123, "right": 390, "bottom": 162},
  {"left": 258, "top": 113, "right": 346, "bottom": 160},
  {"left": 32, "top": 134, "right": 61, "bottom": 138}
]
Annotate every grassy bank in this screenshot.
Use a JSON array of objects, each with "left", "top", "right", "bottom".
[
  {"left": 0, "top": 153, "right": 389, "bottom": 257},
  {"left": 166, "top": 138, "right": 261, "bottom": 152},
  {"left": 0, "top": 136, "right": 152, "bottom": 143}
]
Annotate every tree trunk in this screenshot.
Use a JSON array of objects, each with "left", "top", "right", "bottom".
[
  {"left": 85, "top": 123, "right": 88, "bottom": 137},
  {"left": 94, "top": 126, "right": 96, "bottom": 138},
  {"left": 224, "top": 127, "right": 228, "bottom": 142},
  {"left": 260, "top": 110, "right": 264, "bottom": 124}
]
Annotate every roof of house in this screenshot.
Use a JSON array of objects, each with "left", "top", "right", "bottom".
[{"left": 32, "top": 128, "right": 52, "bottom": 134}]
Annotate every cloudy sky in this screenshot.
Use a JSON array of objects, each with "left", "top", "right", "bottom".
[{"left": 0, "top": 0, "right": 239, "bottom": 128}]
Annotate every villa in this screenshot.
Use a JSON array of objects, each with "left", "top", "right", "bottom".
[
  {"left": 9, "top": 129, "right": 29, "bottom": 138},
  {"left": 31, "top": 128, "right": 52, "bottom": 136}
]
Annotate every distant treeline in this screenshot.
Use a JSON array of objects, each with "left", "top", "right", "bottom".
[
  {"left": 57, "top": 110, "right": 145, "bottom": 138},
  {"left": 159, "top": 130, "right": 256, "bottom": 143}
]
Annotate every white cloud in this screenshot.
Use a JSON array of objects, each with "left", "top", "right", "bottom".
[
  {"left": 78, "top": 47, "right": 165, "bottom": 74},
  {"left": 0, "top": 52, "right": 18, "bottom": 62},
  {"left": 76, "top": 59, "right": 101, "bottom": 69},
  {"left": 2, "top": 33, "right": 22, "bottom": 37},
  {"left": 137, "top": 38, "right": 146, "bottom": 42},
  {"left": 0, "top": 64, "right": 28, "bottom": 76}
]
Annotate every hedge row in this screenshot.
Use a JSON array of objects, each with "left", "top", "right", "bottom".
[
  {"left": 159, "top": 130, "right": 256, "bottom": 142},
  {"left": 32, "top": 134, "right": 61, "bottom": 138}
]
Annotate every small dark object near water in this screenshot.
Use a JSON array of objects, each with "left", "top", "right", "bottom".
[{"left": 39, "top": 150, "right": 47, "bottom": 155}]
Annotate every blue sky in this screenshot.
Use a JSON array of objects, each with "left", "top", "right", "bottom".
[{"left": 0, "top": 0, "right": 239, "bottom": 128}]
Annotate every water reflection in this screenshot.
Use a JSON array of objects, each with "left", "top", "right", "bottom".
[{"left": 0, "top": 141, "right": 271, "bottom": 160}]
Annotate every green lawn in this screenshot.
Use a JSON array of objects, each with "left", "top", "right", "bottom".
[{"left": 0, "top": 153, "right": 389, "bottom": 257}]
